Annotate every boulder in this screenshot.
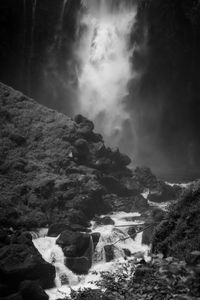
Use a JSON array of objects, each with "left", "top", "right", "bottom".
[
  {"left": 142, "top": 225, "right": 154, "bottom": 246},
  {"left": 56, "top": 230, "right": 90, "bottom": 257},
  {"left": 74, "top": 139, "right": 89, "bottom": 155},
  {"left": 128, "top": 227, "right": 137, "bottom": 239},
  {"left": 148, "top": 181, "right": 178, "bottom": 202},
  {"left": 65, "top": 233, "right": 94, "bottom": 274},
  {"left": 0, "top": 243, "right": 55, "bottom": 289},
  {"left": 123, "top": 249, "right": 132, "bottom": 257},
  {"left": 91, "top": 232, "right": 100, "bottom": 250},
  {"left": 104, "top": 245, "right": 115, "bottom": 262},
  {"left": 63, "top": 245, "right": 77, "bottom": 257},
  {"left": 65, "top": 256, "right": 91, "bottom": 275},
  {"left": 100, "top": 176, "right": 130, "bottom": 196},
  {"left": 20, "top": 280, "right": 48, "bottom": 300},
  {"left": 94, "top": 216, "right": 115, "bottom": 226}
]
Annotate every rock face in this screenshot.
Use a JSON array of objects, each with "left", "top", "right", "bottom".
[
  {"left": 152, "top": 182, "right": 200, "bottom": 259},
  {"left": 0, "top": 231, "right": 55, "bottom": 298}
]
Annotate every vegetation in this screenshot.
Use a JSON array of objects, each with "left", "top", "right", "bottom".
[
  {"left": 67, "top": 254, "right": 200, "bottom": 300},
  {"left": 152, "top": 181, "right": 200, "bottom": 260}
]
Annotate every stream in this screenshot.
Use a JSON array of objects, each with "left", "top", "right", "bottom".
[{"left": 33, "top": 211, "right": 150, "bottom": 300}]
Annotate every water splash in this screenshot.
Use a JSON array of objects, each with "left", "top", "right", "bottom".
[
  {"left": 76, "top": 0, "right": 138, "bottom": 152},
  {"left": 33, "top": 237, "right": 79, "bottom": 288},
  {"left": 33, "top": 211, "right": 149, "bottom": 300}
]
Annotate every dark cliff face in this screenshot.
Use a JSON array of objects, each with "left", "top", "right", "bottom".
[
  {"left": 133, "top": 0, "right": 200, "bottom": 180},
  {"left": 0, "top": 0, "right": 81, "bottom": 112}
]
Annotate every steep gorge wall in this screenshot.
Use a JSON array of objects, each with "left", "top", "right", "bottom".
[
  {"left": 134, "top": 0, "right": 200, "bottom": 179},
  {"left": 0, "top": 0, "right": 81, "bottom": 111}
]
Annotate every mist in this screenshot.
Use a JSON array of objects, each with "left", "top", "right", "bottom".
[{"left": 76, "top": 0, "right": 138, "bottom": 154}]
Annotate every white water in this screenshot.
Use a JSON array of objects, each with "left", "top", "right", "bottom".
[
  {"left": 33, "top": 211, "right": 149, "bottom": 300},
  {"left": 76, "top": 0, "right": 137, "bottom": 151}
]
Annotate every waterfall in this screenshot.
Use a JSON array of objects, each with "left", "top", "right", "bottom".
[
  {"left": 76, "top": 0, "right": 138, "bottom": 153},
  {"left": 33, "top": 237, "right": 79, "bottom": 288}
]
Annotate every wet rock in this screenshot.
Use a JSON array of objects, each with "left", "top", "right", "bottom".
[
  {"left": 123, "top": 249, "right": 132, "bottom": 257},
  {"left": 142, "top": 225, "right": 154, "bottom": 245},
  {"left": 0, "top": 243, "right": 55, "bottom": 289},
  {"left": 63, "top": 245, "right": 78, "bottom": 257},
  {"left": 48, "top": 223, "right": 71, "bottom": 237},
  {"left": 101, "top": 175, "right": 130, "bottom": 196},
  {"left": 20, "top": 280, "right": 48, "bottom": 300},
  {"left": 95, "top": 216, "right": 115, "bottom": 226},
  {"left": 128, "top": 227, "right": 137, "bottom": 239},
  {"left": 65, "top": 256, "right": 92, "bottom": 275},
  {"left": 148, "top": 181, "right": 178, "bottom": 203},
  {"left": 104, "top": 245, "right": 115, "bottom": 262},
  {"left": 91, "top": 232, "right": 100, "bottom": 250},
  {"left": 56, "top": 230, "right": 90, "bottom": 257},
  {"left": 64, "top": 232, "right": 94, "bottom": 274}
]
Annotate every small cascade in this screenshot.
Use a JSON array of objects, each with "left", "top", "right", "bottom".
[
  {"left": 33, "top": 211, "right": 149, "bottom": 300},
  {"left": 33, "top": 237, "right": 79, "bottom": 288}
]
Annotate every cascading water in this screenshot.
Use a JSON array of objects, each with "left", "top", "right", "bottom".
[
  {"left": 33, "top": 211, "right": 149, "bottom": 300},
  {"left": 76, "top": 0, "right": 138, "bottom": 154}
]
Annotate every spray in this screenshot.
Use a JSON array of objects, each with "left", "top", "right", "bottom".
[{"left": 76, "top": 0, "right": 138, "bottom": 155}]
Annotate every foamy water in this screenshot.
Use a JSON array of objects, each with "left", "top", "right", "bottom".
[
  {"left": 33, "top": 211, "right": 149, "bottom": 300},
  {"left": 76, "top": 0, "right": 138, "bottom": 151}
]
